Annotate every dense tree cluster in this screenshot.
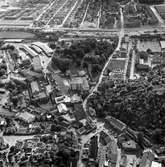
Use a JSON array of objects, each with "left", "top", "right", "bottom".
[
  {"left": 51, "top": 38, "right": 118, "bottom": 78},
  {"left": 87, "top": 69, "right": 165, "bottom": 144},
  {"left": 138, "top": 0, "right": 164, "bottom": 4},
  {"left": 100, "top": 0, "right": 120, "bottom": 28}
]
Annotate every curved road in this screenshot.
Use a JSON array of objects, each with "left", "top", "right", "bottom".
[
  {"left": 82, "top": 7, "right": 124, "bottom": 111},
  {"left": 78, "top": 7, "right": 125, "bottom": 167}
]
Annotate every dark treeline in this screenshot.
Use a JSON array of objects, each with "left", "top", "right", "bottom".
[{"left": 138, "top": 0, "right": 164, "bottom": 4}]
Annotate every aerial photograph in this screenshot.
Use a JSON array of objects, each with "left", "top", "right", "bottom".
[{"left": 0, "top": 0, "right": 165, "bottom": 166}]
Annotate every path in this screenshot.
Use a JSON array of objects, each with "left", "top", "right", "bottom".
[
  {"left": 113, "top": 17, "right": 118, "bottom": 29},
  {"left": 130, "top": 50, "right": 136, "bottom": 79},
  {"left": 35, "top": 0, "right": 56, "bottom": 22},
  {"left": 61, "top": 0, "right": 79, "bottom": 27},
  {"left": 77, "top": 122, "right": 104, "bottom": 167},
  {"left": 79, "top": 6, "right": 125, "bottom": 167},
  {"left": 83, "top": 7, "right": 124, "bottom": 111},
  {"left": 80, "top": 1, "right": 90, "bottom": 27},
  {"left": 150, "top": 6, "right": 164, "bottom": 25},
  {"left": 97, "top": 6, "right": 102, "bottom": 28},
  {"left": 123, "top": 42, "right": 132, "bottom": 81},
  {"left": 46, "top": 0, "right": 69, "bottom": 26}
]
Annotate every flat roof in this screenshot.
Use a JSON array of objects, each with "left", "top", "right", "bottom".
[
  {"left": 151, "top": 162, "right": 162, "bottom": 167},
  {"left": 160, "top": 41, "right": 165, "bottom": 49},
  {"left": 137, "top": 40, "right": 161, "bottom": 52}
]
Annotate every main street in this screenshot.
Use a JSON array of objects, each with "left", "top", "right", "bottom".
[
  {"left": 150, "top": 5, "right": 164, "bottom": 25},
  {"left": 78, "top": 6, "right": 125, "bottom": 167},
  {"left": 82, "top": 7, "right": 125, "bottom": 111},
  {"left": 46, "top": 0, "right": 70, "bottom": 26},
  {"left": 35, "top": 0, "right": 57, "bottom": 22},
  {"left": 130, "top": 50, "right": 136, "bottom": 80}
]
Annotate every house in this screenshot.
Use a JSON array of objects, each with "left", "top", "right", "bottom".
[
  {"left": 120, "top": 155, "right": 137, "bottom": 167},
  {"left": 122, "top": 140, "right": 137, "bottom": 151},
  {"left": 108, "top": 153, "right": 118, "bottom": 167},
  {"left": 136, "top": 64, "right": 150, "bottom": 72},
  {"left": 57, "top": 103, "right": 68, "bottom": 113},
  {"left": 78, "top": 70, "right": 86, "bottom": 77},
  {"left": 70, "top": 77, "right": 82, "bottom": 91},
  {"left": 70, "top": 94, "right": 82, "bottom": 103},
  {"left": 55, "top": 95, "right": 71, "bottom": 104},
  {"left": 99, "top": 131, "right": 111, "bottom": 146},
  {"left": 160, "top": 41, "right": 165, "bottom": 53},
  {"left": 105, "top": 116, "right": 126, "bottom": 133},
  {"left": 52, "top": 74, "right": 69, "bottom": 95},
  {"left": 139, "top": 149, "right": 155, "bottom": 167},
  {"left": 77, "top": 127, "right": 86, "bottom": 135},
  {"left": 151, "top": 56, "right": 165, "bottom": 65},
  {"left": 88, "top": 107, "right": 96, "bottom": 117},
  {"left": 124, "top": 35, "right": 129, "bottom": 43},
  {"left": 15, "top": 127, "right": 28, "bottom": 134},
  {"left": 32, "top": 42, "right": 53, "bottom": 57},
  {"left": 108, "top": 141, "right": 118, "bottom": 155},
  {"left": 16, "top": 112, "right": 35, "bottom": 123},
  {"left": 98, "top": 146, "right": 107, "bottom": 167},
  {"left": 70, "top": 77, "right": 89, "bottom": 91},
  {"left": 32, "top": 56, "right": 42, "bottom": 72},
  {"left": 151, "top": 161, "right": 162, "bottom": 167},
  {"left": 28, "top": 78, "right": 50, "bottom": 103},
  {"left": 19, "top": 44, "right": 38, "bottom": 58},
  {"left": 124, "top": 19, "right": 141, "bottom": 28},
  {"left": 20, "top": 69, "right": 43, "bottom": 81}
]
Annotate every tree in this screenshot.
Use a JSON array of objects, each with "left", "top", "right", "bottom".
[
  {"left": 151, "top": 129, "right": 164, "bottom": 144},
  {"left": 0, "top": 69, "right": 6, "bottom": 77},
  {"left": 139, "top": 51, "right": 148, "bottom": 61},
  {"left": 92, "top": 64, "right": 102, "bottom": 75},
  {"left": 51, "top": 57, "right": 71, "bottom": 74},
  {"left": 139, "top": 0, "right": 163, "bottom": 4},
  {"left": 50, "top": 124, "right": 57, "bottom": 132},
  {"left": 74, "top": 49, "right": 85, "bottom": 59},
  {"left": 146, "top": 48, "right": 152, "bottom": 54},
  {"left": 49, "top": 42, "right": 56, "bottom": 49}
]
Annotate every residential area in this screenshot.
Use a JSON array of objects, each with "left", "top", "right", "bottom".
[{"left": 0, "top": 0, "right": 165, "bottom": 167}]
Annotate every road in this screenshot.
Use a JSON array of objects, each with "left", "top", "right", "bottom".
[
  {"left": 130, "top": 50, "right": 136, "bottom": 80},
  {"left": 35, "top": 0, "right": 57, "bottom": 22},
  {"left": 77, "top": 122, "right": 104, "bottom": 167},
  {"left": 80, "top": 1, "right": 90, "bottom": 27},
  {"left": 123, "top": 42, "right": 132, "bottom": 81},
  {"left": 78, "top": 6, "right": 125, "bottom": 167},
  {"left": 46, "top": 0, "right": 69, "bottom": 26},
  {"left": 150, "top": 6, "right": 164, "bottom": 25},
  {"left": 83, "top": 7, "right": 124, "bottom": 111},
  {"left": 97, "top": 6, "right": 102, "bottom": 28},
  {"left": 61, "top": 0, "right": 79, "bottom": 27}
]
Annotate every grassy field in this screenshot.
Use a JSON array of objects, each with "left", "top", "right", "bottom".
[{"left": 0, "top": 31, "right": 35, "bottom": 39}]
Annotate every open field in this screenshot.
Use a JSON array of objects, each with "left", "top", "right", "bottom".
[{"left": 0, "top": 31, "right": 35, "bottom": 39}]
